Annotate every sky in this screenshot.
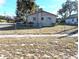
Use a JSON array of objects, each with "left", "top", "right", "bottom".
[{"left": 0, "top": 0, "right": 67, "bottom": 16}]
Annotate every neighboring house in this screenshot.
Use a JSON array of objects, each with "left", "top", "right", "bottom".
[
  {"left": 65, "top": 14, "right": 78, "bottom": 25},
  {"left": 27, "top": 10, "right": 57, "bottom": 27}
]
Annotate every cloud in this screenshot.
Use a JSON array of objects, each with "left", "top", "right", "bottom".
[{"left": 0, "top": 0, "right": 6, "bottom": 6}]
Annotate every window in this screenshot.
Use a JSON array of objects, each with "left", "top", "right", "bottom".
[
  {"left": 48, "top": 17, "right": 51, "bottom": 20},
  {"left": 72, "top": 19, "right": 74, "bottom": 22},
  {"left": 33, "top": 17, "right": 36, "bottom": 21},
  {"left": 41, "top": 17, "right": 44, "bottom": 20}
]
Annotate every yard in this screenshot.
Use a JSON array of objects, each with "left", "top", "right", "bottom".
[
  {"left": 0, "top": 19, "right": 7, "bottom": 23},
  {"left": 0, "top": 25, "right": 78, "bottom": 35},
  {"left": 0, "top": 36, "right": 78, "bottom": 59}
]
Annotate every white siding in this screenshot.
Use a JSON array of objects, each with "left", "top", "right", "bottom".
[
  {"left": 27, "top": 12, "right": 56, "bottom": 27},
  {"left": 65, "top": 18, "right": 78, "bottom": 25}
]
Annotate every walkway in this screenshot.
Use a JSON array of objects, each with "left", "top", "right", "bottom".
[{"left": 0, "top": 34, "right": 78, "bottom": 38}]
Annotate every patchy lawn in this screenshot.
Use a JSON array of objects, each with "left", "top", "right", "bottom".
[
  {"left": 0, "top": 37, "right": 78, "bottom": 59},
  {"left": 0, "top": 25, "right": 78, "bottom": 35}
]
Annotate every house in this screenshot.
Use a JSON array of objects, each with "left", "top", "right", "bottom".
[
  {"left": 27, "top": 10, "right": 57, "bottom": 27},
  {"left": 65, "top": 14, "right": 78, "bottom": 25}
]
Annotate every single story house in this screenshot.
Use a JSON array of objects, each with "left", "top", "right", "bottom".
[
  {"left": 65, "top": 14, "right": 78, "bottom": 25},
  {"left": 27, "top": 10, "right": 57, "bottom": 27}
]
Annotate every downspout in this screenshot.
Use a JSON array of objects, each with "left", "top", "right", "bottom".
[{"left": 37, "top": 11, "right": 39, "bottom": 27}]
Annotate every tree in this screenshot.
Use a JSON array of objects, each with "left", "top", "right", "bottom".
[
  {"left": 58, "top": 0, "right": 78, "bottom": 19},
  {"left": 71, "top": 0, "right": 78, "bottom": 14},
  {"left": 16, "top": 0, "right": 36, "bottom": 23}
]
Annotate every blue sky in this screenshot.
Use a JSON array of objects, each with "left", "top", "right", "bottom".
[{"left": 0, "top": 0, "right": 67, "bottom": 16}]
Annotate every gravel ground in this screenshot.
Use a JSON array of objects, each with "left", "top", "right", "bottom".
[{"left": 0, "top": 37, "right": 78, "bottom": 59}]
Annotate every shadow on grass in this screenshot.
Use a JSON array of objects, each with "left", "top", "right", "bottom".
[
  {"left": 0, "top": 24, "right": 55, "bottom": 31},
  {"left": 54, "top": 26, "right": 78, "bottom": 34},
  {"left": 57, "top": 29, "right": 78, "bottom": 39},
  {"left": 58, "top": 22, "right": 78, "bottom": 26}
]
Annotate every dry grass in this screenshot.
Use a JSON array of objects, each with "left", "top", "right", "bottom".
[
  {"left": 0, "top": 25, "right": 77, "bottom": 35},
  {"left": 0, "top": 37, "right": 78, "bottom": 59}
]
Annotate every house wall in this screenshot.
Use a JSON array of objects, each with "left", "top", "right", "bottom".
[
  {"left": 65, "top": 18, "right": 78, "bottom": 25},
  {"left": 27, "top": 12, "right": 56, "bottom": 27}
]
